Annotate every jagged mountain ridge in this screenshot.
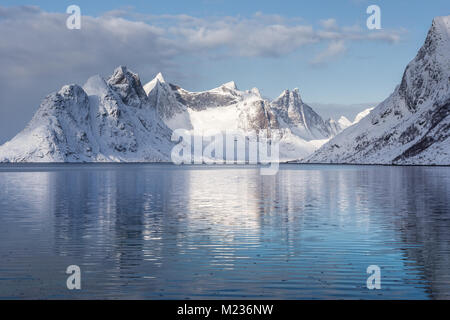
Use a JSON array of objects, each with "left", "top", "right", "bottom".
[
  {"left": 307, "top": 16, "right": 450, "bottom": 165},
  {"left": 0, "top": 66, "right": 369, "bottom": 163},
  {"left": 142, "top": 74, "right": 355, "bottom": 160},
  {"left": 146, "top": 77, "right": 345, "bottom": 139}
]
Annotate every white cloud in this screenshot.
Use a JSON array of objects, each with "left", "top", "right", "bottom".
[
  {"left": 97, "top": 7, "right": 403, "bottom": 57},
  {"left": 320, "top": 18, "right": 338, "bottom": 30},
  {"left": 310, "top": 40, "right": 347, "bottom": 65}
]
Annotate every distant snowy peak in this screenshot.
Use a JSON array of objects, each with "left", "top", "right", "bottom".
[
  {"left": 353, "top": 108, "right": 374, "bottom": 124},
  {"left": 307, "top": 15, "right": 450, "bottom": 165},
  {"left": 326, "top": 116, "right": 352, "bottom": 136},
  {"left": 143, "top": 72, "right": 165, "bottom": 95},
  {"left": 325, "top": 112, "right": 369, "bottom": 136},
  {"left": 338, "top": 116, "right": 352, "bottom": 128},
  {"left": 272, "top": 88, "right": 332, "bottom": 139},
  {"left": 144, "top": 73, "right": 187, "bottom": 124},
  {"left": 248, "top": 87, "right": 262, "bottom": 98},
  {"left": 154, "top": 72, "right": 165, "bottom": 83},
  {"left": 222, "top": 81, "right": 238, "bottom": 91}
]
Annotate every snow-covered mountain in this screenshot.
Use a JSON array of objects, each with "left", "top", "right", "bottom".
[
  {"left": 143, "top": 72, "right": 193, "bottom": 131},
  {"left": 0, "top": 66, "right": 174, "bottom": 162},
  {"left": 271, "top": 88, "right": 331, "bottom": 139},
  {"left": 326, "top": 107, "right": 373, "bottom": 136},
  {"left": 307, "top": 16, "right": 450, "bottom": 165},
  {"left": 308, "top": 102, "right": 377, "bottom": 122},
  {"left": 143, "top": 75, "right": 351, "bottom": 161}
]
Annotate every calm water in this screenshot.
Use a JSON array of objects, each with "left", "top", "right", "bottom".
[{"left": 0, "top": 164, "right": 449, "bottom": 299}]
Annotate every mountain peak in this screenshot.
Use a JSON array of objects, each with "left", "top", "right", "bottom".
[
  {"left": 432, "top": 15, "right": 450, "bottom": 38},
  {"left": 398, "top": 15, "right": 450, "bottom": 112},
  {"left": 107, "top": 66, "right": 148, "bottom": 108},
  {"left": 59, "top": 84, "right": 86, "bottom": 99},
  {"left": 419, "top": 15, "right": 450, "bottom": 59},
  {"left": 276, "top": 88, "right": 302, "bottom": 102},
  {"left": 249, "top": 87, "right": 261, "bottom": 97},
  {"left": 109, "top": 66, "right": 129, "bottom": 81},
  {"left": 108, "top": 66, "right": 141, "bottom": 87},
  {"left": 292, "top": 88, "right": 302, "bottom": 101},
  {"left": 222, "top": 81, "right": 237, "bottom": 90},
  {"left": 337, "top": 116, "right": 352, "bottom": 128},
  {"left": 143, "top": 72, "right": 167, "bottom": 95},
  {"left": 277, "top": 89, "right": 289, "bottom": 99},
  {"left": 154, "top": 72, "right": 165, "bottom": 83}
]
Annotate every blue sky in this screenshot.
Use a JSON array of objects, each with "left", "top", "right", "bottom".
[{"left": 0, "top": 0, "right": 449, "bottom": 142}]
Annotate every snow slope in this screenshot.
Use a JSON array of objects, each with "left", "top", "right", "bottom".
[{"left": 307, "top": 16, "right": 450, "bottom": 165}]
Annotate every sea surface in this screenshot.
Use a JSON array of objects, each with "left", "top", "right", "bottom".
[{"left": 0, "top": 164, "right": 449, "bottom": 299}]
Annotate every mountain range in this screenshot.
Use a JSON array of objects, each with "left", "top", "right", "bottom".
[
  {"left": 0, "top": 15, "right": 448, "bottom": 165},
  {"left": 0, "top": 67, "right": 358, "bottom": 163}
]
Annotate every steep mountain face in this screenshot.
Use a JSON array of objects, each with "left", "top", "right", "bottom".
[
  {"left": 271, "top": 89, "right": 332, "bottom": 140},
  {"left": 0, "top": 66, "right": 174, "bottom": 162},
  {"left": 236, "top": 98, "right": 279, "bottom": 133},
  {"left": 307, "top": 16, "right": 450, "bottom": 165},
  {"left": 143, "top": 73, "right": 192, "bottom": 130}
]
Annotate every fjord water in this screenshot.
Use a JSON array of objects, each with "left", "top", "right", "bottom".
[{"left": 0, "top": 164, "right": 449, "bottom": 299}]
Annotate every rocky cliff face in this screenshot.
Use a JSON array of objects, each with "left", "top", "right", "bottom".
[{"left": 307, "top": 16, "right": 450, "bottom": 165}]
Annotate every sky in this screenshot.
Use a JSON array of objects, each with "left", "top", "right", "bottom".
[{"left": 0, "top": 0, "right": 449, "bottom": 143}]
